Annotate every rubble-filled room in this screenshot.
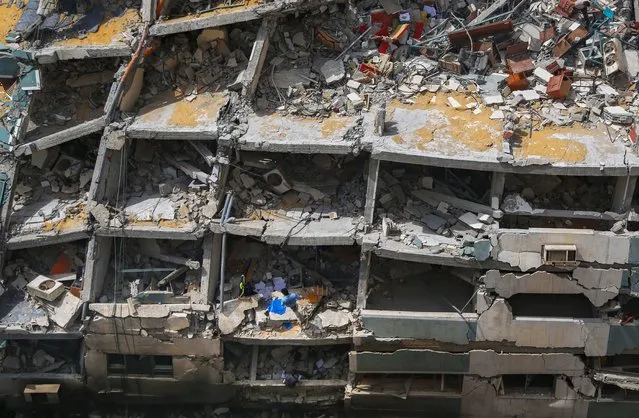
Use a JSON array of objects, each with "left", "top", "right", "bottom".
[
  {"left": 374, "top": 162, "right": 496, "bottom": 259},
  {"left": 226, "top": 152, "right": 367, "bottom": 221},
  {"left": 0, "top": 339, "right": 81, "bottom": 374},
  {"left": 107, "top": 139, "right": 221, "bottom": 228},
  {"left": 501, "top": 174, "right": 617, "bottom": 214},
  {"left": 224, "top": 343, "right": 349, "bottom": 382},
  {"left": 5, "top": 0, "right": 141, "bottom": 47},
  {"left": 98, "top": 238, "right": 205, "bottom": 303},
  {"left": 253, "top": 5, "right": 386, "bottom": 118},
  {"left": 366, "top": 257, "right": 477, "bottom": 313},
  {"left": 506, "top": 294, "right": 596, "bottom": 318},
  {"left": 0, "top": 241, "right": 87, "bottom": 332},
  {"left": 8, "top": 135, "right": 98, "bottom": 238},
  {"left": 218, "top": 237, "right": 357, "bottom": 338},
  {"left": 23, "top": 58, "right": 119, "bottom": 142},
  {"left": 130, "top": 23, "right": 257, "bottom": 132}
]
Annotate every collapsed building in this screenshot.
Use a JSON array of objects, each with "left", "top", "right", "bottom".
[{"left": 3, "top": 0, "right": 639, "bottom": 417}]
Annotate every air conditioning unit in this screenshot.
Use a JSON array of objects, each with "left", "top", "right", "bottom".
[
  {"left": 263, "top": 168, "right": 292, "bottom": 194},
  {"left": 542, "top": 244, "right": 578, "bottom": 267}
]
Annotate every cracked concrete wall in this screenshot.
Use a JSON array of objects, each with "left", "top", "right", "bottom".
[
  {"left": 495, "top": 229, "right": 631, "bottom": 270},
  {"left": 460, "top": 375, "right": 589, "bottom": 418},
  {"left": 476, "top": 299, "right": 610, "bottom": 356},
  {"left": 468, "top": 351, "right": 586, "bottom": 378},
  {"left": 482, "top": 269, "right": 622, "bottom": 307}
]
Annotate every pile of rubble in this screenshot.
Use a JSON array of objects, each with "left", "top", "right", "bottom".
[
  {"left": 10, "top": 140, "right": 96, "bottom": 236},
  {"left": 502, "top": 174, "right": 615, "bottom": 213},
  {"left": 98, "top": 239, "right": 203, "bottom": 303},
  {"left": 27, "top": 60, "right": 116, "bottom": 137},
  {"left": 256, "top": 346, "right": 348, "bottom": 381},
  {"left": 1, "top": 244, "right": 85, "bottom": 331},
  {"left": 219, "top": 240, "right": 357, "bottom": 336},
  {"left": 105, "top": 139, "right": 222, "bottom": 227},
  {"left": 162, "top": 0, "right": 248, "bottom": 19},
  {"left": 138, "top": 27, "right": 255, "bottom": 113},
  {"left": 227, "top": 153, "right": 366, "bottom": 221},
  {"left": 255, "top": 0, "right": 639, "bottom": 154},
  {"left": 375, "top": 166, "right": 495, "bottom": 260}
]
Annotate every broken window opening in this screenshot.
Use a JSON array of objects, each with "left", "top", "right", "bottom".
[
  {"left": 599, "top": 355, "right": 639, "bottom": 374},
  {"left": 599, "top": 383, "right": 639, "bottom": 401},
  {"left": 507, "top": 294, "right": 596, "bottom": 318},
  {"left": 500, "top": 215, "right": 614, "bottom": 231},
  {"left": 227, "top": 152, "right": 367, "bottom": 222},
  {"left": 107, "top": 354, "right": 173, "bottom": 378},
  {"left": 367, "top": 257, "right": 477, "bottom": 313},
  {"left": 499, "top": 374, "right": 556, "bottom": 397},
  {"left": 356, "top": 373, "right": 463, "bottom": 394}
]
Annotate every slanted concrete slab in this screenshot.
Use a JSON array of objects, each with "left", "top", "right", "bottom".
[
  {"left": 6, "top": 228, "right": 89, "bottom": 250},
  {"left": 150, "top": 0, "right": 338, "bottom": 37},
  {"left": 127, "top": 90, "right": 227, "bottom": 140},
  {"left": 15, "top": 117, "right": 107, "bottom": 156}
]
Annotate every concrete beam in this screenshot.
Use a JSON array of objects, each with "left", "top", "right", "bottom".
[
  {"left": 502, "top": 207, "right": 624, "bottom": 221},
  {"left": 15, "top": 117, "right": 107, "bottom": 157},
  {"left": 141, "top": 0, "right": 156, "bottom": 23},
  {"left": 33, "top": 45, "right": 132, "bottom": 64},
  {"left": 490, "top": 171, "right": 505, "bottom": 210},
  {"left": 612, "top": 175, "right": 638, "bottom": 213},
  {"left": 243, "top": 18, "right": 275, "bottom": 97},
  {"left": 371, "top": 151, "right": 635, "bottom": 177},
  {"left": 364, "top": 158, "right": 380, "bottom": 226},
  {"left": 356, "top": 250, "right": 371, "bottom": 309},
  {"left": 94, "top": 225, "right": 202, "bottom": 241},
  {"left": 150, "top": 0, "right": 340, "bottom": 37}
]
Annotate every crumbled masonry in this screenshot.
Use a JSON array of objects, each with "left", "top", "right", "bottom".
[{"left": 4, "top": 0, "right": 639, "bottom": 416}]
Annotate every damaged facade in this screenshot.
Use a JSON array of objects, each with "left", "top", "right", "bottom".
[{"left": 4, "top": 0, "right": 639, "bottom": 417}]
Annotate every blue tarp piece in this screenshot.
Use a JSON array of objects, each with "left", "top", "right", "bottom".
[{"left": 267, "top": 298, "right": 286, "bottom": 315}]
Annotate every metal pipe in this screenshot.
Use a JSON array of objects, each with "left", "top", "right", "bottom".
[{"left": 217, "top": 193, "right": 234, "bottom": 318}]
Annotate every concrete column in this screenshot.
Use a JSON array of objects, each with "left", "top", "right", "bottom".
[
  {"left": 250, "top": 345, "right": 259, "bottom": 381},
  {"left": 490, "top": 171, "right": 505, "bottom": 210},
  {"left": 363, "top": 158, "right": 381, "bottom": 226},
  {"left": 141, "top": 0, "right": 157, "bottom": 23},
  {"left": 243, "top": 18, "right": 276, "bottom": 97},
  {"left": 612, "top": 175, "right": 638, "bottom": 213},
  {"left": 82, "top": 235, "right": 114, "bottom": 303},
  {"left": 200, "top": 233, "right": 223, "bottom": 303},
  {"left": 356, "top": 250, "right": 372, "bottom": 309}
]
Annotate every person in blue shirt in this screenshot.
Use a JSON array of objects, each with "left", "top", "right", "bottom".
[{"left": 280, "top": 288, "right": 301, "bottom": 311}]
